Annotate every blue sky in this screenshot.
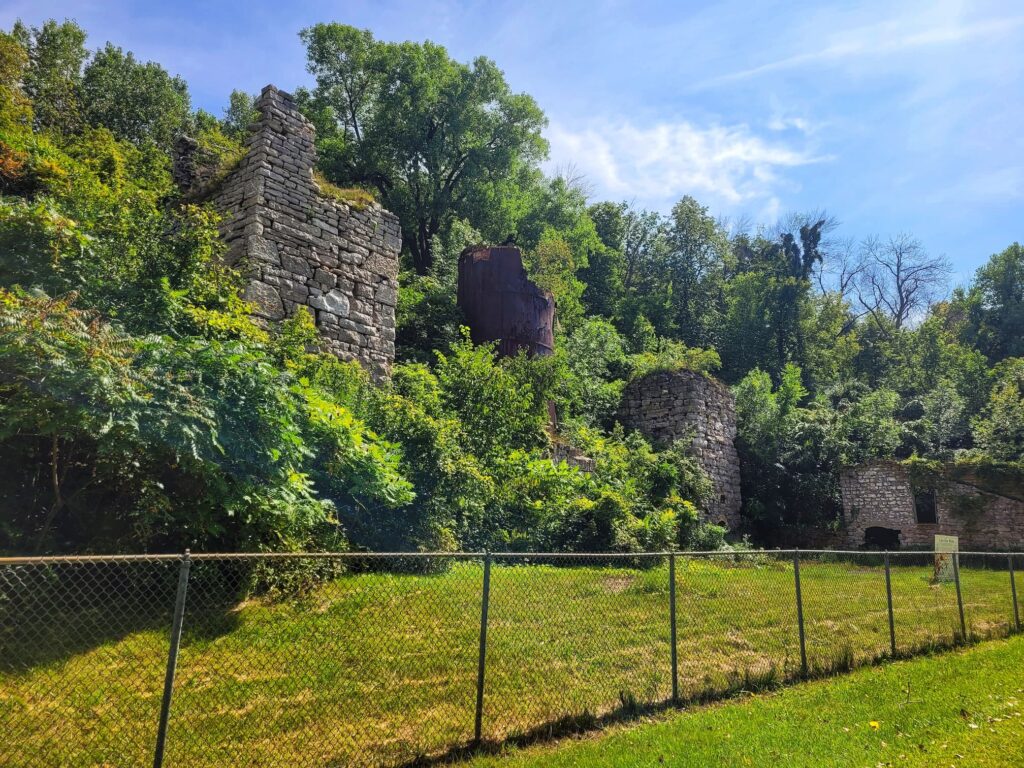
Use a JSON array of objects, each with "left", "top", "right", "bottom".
[{"left": 3, "top": 0, "right": 1022, "bottom": 282}]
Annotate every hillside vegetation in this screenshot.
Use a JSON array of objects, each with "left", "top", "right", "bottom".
[{"left": 0, "top": 20, "right": 1022, "bottom": 556}]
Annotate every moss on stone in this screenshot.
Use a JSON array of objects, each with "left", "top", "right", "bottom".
[{"left": 313, "top": 171, "right": 376, "bottom": 211}]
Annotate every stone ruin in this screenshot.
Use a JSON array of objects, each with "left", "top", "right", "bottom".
[
  {"left": 172, "top": 88, "right": 752, "bottom": 523},
  {"left": 456, "top": 245, "right": 555, "bottom": 358},
  {"left": 176, "top": 84, "right": 401, "bottom": 380},
  {"left": 838, "top": 460, "right": 1024, "bottom": 550},
  {"left": 618, "top": 370, "right": 743, "bottom": 529}
]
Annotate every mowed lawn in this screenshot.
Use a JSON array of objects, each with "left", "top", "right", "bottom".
[
  {"left": 468, "top": 633, "right": 1024, "bottom": 768},
  {"left": 1, "top": 555, "right": 1020, "bottom": 767}
]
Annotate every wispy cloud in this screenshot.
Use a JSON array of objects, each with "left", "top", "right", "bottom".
[
  {"left": 545, "top": 118, "right": 826, "bottom": 212},
  {"left": 697, "top": 14, "right": 1024, "bottom": 89}
]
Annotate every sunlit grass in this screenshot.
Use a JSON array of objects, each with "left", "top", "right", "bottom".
[
  {"left": 1, "top": 556, "right": 1019, "bottom": 767},
  {"left": 467, "top": 634, "right": 1024, "bottom": 768}
]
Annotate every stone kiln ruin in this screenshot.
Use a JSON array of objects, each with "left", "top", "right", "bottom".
[
  {"left": 618, "top": 370, "right": 742, "bottom": 529},
  {"left": 183, "top": 85, "right": 401, "bottom": 380},
  {"left": 839, "top": 460, "right": 1024, "bottom": 550}
]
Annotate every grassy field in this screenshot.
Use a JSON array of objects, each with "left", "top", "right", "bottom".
[
  {"left": 467, "top": 633, "right": 1024, "bottom": 767},
  {"left": 1, "top": 553, "right": 1021, "bottom": 767}
]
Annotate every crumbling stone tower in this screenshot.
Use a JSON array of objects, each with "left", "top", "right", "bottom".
[
  {"left": 212, "top": 85, "right": 401, "bottom": 380},
  {"left": 618, "top": 370, "right": 742, "bottom": 529}
]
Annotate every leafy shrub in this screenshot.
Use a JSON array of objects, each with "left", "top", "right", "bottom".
[{"left": 0, "top": 290, "right": 410, "bottom": 554}]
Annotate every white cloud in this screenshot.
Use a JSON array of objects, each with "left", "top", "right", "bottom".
[
  {"left": 697, "top": 12, "right": 1024, "bottom": 89},
  {"left": 767, "top": 115, "right": 812, "bottom": 134},
  {"left": 545, "top": 118, "right": 825, "bottom": 212}
]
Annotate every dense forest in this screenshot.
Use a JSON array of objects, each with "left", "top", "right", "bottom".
[{"left": 0, "top": 20, "right": 1021, "bottom": 556}]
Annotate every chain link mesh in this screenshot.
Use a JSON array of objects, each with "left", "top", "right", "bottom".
[
  {"left": 1, "top": 557, "right": 179, "bottom": 767},
  {"left": 485, "top": 553, "right": 670, "bottom": 741},
  {"left": 2, "top": 550, "right": 1020, "bottom": 767},
  {"left": 674, "top": 551, "right": 799, "bottom": 696}
]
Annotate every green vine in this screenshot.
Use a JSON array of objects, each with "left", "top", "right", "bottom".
[
  {"left": 900, "top": 456, "right": 1024, "bottom": 522},
  {"left": 902, "top": 456, "right": 942, "bottom": 492}
]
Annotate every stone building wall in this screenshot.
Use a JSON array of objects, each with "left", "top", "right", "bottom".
[
  {"left": 211, "top": 85, "right": 401, "bottom": 380},
  {"left": 839, "top": 460, "right": 1024, "bottom": 549},
  {"left": 618, "top": 370, "right": 742, "bottom": 529}
]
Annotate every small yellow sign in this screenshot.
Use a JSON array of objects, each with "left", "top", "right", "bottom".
[{"left": 934, "top": 535, "right": 959, "bottom": 582}]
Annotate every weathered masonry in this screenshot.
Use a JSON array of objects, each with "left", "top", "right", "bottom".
[
  {"left": 839, "top": 460, "right": 1024, "bottom": 549},
  {"left": 618, "top": 370, "right": 742, "bottom": 529},
  {"left": 207, "top": 85, "right": 401, "bottom": 379}
]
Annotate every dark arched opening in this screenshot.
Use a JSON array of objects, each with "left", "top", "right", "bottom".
[{"left": 864, "top": 526, "right": 901, "bottom": 550}]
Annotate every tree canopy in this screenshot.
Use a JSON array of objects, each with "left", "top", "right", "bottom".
[
  {"left": 298, "top": 23, "right": 548, "bottom": 274},
  {"left": 0, "top": 19, "right": 1020, "bottom": 557}
]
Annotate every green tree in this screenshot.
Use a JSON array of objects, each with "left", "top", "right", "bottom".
[
  {"left": 664, "top": 195, "right": 731, "bottom": 347},
  {"left": 222, "top": 89, "right": 257, "bottom": 141},
  {"left": 523, "top": 228, "right": 586, "bottom": 333},
  {"left": 0, "top": 31, "right": 31, "bottom": 132},
  {"left": 721, "top": 221, "right": 824, "bottom": 383},
  {"left": 920, "top": 380, "right": 967, "bottom": 456},
  {"left": 732, "top": 365, "right": 841, "bottom": 532},
  {"left": 299, "top": 23, "right": 548, "bottom": 274},
  {"left": 12, "top": 19, "right": 87, "bottom": 136},
  {"left": 957, "top": 243, "right": 1024, "bottom": 362},
  {"left": 620, "top": 204, "right": 667, "bottom": 294},
  {"left": 580, "top": 201, "right": 627, "bottom": 318},
  {"left": 972, "top": 359, "right": 1024, "bottom": 461},
  {"left": 80, "top": 43, "right": 191, "bottom": 149}
]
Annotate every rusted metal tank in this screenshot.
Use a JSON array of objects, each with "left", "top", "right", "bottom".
[{"left": 457, "top": 245, "right": 555, "bottom": 357}]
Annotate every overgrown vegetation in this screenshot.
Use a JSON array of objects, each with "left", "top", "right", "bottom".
[{"left": 0, "top": 19, "right": 1021, "bottom": 556}]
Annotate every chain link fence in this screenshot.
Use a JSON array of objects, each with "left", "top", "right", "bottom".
[{"left": 2, "top": 549, "right": 1021, "bottom": 767}]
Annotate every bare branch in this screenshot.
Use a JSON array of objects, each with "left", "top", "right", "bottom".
[{"left": 854, "top": 233, "right": 951, "bottom": 329}]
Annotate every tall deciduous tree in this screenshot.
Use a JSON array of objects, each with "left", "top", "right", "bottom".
[
  {"left": 0, "top": 31, "right": 31, "bottom": 132},
  {"left": 12, "top": 19, "right": 87, "bottom": 136},
  {"left": 299, "top": 24, "right": 548, "bottom": 275},
  {"left": 665, "top": 195, "right": 731, "bottom": 347},
  {"left": 957, "top": 243, "right": 1024, "bottom": 361},
  {"left": 856, "top": 233, "right": 951, "bottom": 330},
  {"left": 222, "top": 89, "right": 257, "bottom": 142},
  {"left": 80, "top": 44, "right": 191, "bottom": 150}
]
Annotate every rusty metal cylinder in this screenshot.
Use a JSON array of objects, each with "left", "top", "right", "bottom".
[{"left": 457, "top": 246, "right": 555, "bottom": 357}]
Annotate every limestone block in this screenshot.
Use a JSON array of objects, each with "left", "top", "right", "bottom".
[
  {"left": 244, "top": 281, "right": 285, "bottom": 321},
  {"left": 309, "top": 289, "right": 350, "bottom": 318}
]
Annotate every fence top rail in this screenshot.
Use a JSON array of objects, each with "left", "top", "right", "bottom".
[{"left": 1, "top": 548, "right": 1020, "bottom": 565}]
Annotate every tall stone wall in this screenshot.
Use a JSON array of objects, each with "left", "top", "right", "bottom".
[
  {"left": 618, "top": 370, "right": 742, "bottom": 529},
  {"left": 839, "top": 460, "right": 1024, "bottom": 549},
  {"left": 211, "top": 85, "right": 400, "bottom": 380}
]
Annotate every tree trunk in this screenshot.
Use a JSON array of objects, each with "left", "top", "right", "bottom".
[
  {"left": 34, "top": 435, "right": 63, "bottom": 553},
  {"left": 409, "top": 219, "right": 434, "bottom": 275}
]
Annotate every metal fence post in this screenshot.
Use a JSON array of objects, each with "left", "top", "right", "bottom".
[
  {"left": 793, "top": 550, "right": 807, "bottom": 677},
  {"left": 153, "top": 550, "right": 191, "bottom": 768},
  {"left": 953, "top": 552, "right": 967, "bottom": 643},
  {"left": 1010, "top": 555, "right": 1020, "bottom": 632},
  {"left": 473, "top": 552, "right": 492, "bottom": 744},
  {"left": 669, "top": 552, "right": 678, "bottom": 703},
  {"left": 884, "top": 553, "right": 896, "bottom": 656}
]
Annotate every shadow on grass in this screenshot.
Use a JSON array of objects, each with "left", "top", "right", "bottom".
[
  {"left": 400, "top": 627, "right": 1020, "bottom": 768},
  {"left": 0, "top": 559, "right": 255, "bottom": 674}
]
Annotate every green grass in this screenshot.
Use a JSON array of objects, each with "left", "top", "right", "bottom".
[
  {"left": 1, "top": 555, "right": 1020, "bottom": 767},
  {"left": 313, "top": 170, "right": 377, "bottom": 209},
  {"left": 467, "top": 634, "right": 1024, "bottom": 767}
]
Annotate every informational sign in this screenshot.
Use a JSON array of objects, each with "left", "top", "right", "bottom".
[{"left": 934, "top": 534, "right": 959, "bottom": 583}]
